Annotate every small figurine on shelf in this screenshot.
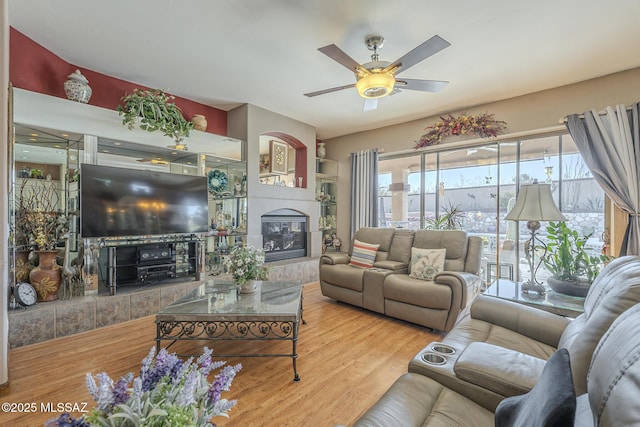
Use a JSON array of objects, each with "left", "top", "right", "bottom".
[
  {"left": 332, "top": 233, "right": 342, "bottom": 252},
  {"left": 233, "top": 179, "right": 244, "bottom": 196}
]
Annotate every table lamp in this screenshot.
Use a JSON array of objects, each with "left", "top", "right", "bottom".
[{"left": 504, "top": 183, "right": 567, "bottom": 294}]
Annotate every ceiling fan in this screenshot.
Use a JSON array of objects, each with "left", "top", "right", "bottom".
[{"left": 304, "top": 34, "right": 451, "bottom": 111}]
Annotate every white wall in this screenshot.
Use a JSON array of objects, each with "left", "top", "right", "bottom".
[{"left": 322, "top": 67, "right": 640, "bottom": 242}]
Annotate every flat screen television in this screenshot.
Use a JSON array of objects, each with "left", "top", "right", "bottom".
[{"left": 80, "top": 163, "right": 209, "bottom": 238}]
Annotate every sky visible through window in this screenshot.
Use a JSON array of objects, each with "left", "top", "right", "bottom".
[{"left": 379, "top": 153, "right": 587, "bottom": 194}]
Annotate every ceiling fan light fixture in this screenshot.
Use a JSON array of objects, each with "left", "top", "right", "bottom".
[{"left": 356, "top": 73, "right": 395, "bottom": 99}]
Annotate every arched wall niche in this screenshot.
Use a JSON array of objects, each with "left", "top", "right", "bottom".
[{"left": 258, "top": 131, "right": 307, "bottom": 188}]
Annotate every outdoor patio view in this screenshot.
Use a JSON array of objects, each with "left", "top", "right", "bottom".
[{"left": 378, "top": 134, "right": 606, "bottom": 287}]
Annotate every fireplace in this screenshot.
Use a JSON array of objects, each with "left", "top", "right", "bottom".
[{"left": 262, "top": 209, "right": 307, "bottom": 262}]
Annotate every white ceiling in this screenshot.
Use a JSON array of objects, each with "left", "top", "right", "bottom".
[{"left": 8, "top": 0, "right": 640, "bottom": 140}]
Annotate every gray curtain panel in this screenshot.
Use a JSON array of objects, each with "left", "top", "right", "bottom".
[
  {"left": 350, "top": 149, "right": 379, "bottom": 235},
  {"left": 565, "top": 102, "right": 640, "bottom": 256}
]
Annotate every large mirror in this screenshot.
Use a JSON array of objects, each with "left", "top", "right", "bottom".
[{"left": 13, "top": 124, "right": 83, "bottom": 250}]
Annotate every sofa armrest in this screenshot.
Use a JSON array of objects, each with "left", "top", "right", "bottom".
[
  {"left": 319, "top": 253, "right": 350, "bottom": 266},
  {"left": 435, "top": 271, "right": 480, "bottom": 309},
  {"left": 454, "top": 342, "right": 545, "bottom": 397},
  {"left": 372, "top": 260, "right": 407, "bottom": 272},
  {"left": 470, "top": 294, "right": 572, "bottom": 348}
]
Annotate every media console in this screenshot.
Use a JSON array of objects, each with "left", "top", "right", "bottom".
[{"left": 102, "top": 236, "right": 202, "bottom": 295}]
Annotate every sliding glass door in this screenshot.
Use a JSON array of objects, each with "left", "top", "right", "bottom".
[{"left": 378, "top": 133, "right": 606, "bottom": 288}]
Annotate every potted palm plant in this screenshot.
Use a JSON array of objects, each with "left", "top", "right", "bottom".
[
  {"left": 542, "top": 221, "right": 611, "bottom": 297},
  {"left": 424, "top": 202, "right": 464, "bottom": 230},
  {"left": 117, "top": 88, "right": 193, "bottom": 143}
]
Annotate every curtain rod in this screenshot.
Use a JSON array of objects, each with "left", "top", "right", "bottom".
[{"left": 559, "top": 104, "right": 635, "bottom": 124}]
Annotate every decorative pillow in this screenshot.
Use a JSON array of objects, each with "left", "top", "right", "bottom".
[
  {"left": 349, "top": 239, "right": 380, "bottom": 269},
  {"left": 494, "top": 348, "right": 576, "bottom": 427},
  {"left": 410, "top": 248, "right": 446, "bottom": 281}
]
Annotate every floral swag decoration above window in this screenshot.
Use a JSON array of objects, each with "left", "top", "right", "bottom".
[{"left": 414, "top": 112, "right": 507, "bottom": 149}]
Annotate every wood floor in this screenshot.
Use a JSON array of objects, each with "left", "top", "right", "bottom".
[{"left": 2, "top": 282, "right": 442, "bottom": 426}]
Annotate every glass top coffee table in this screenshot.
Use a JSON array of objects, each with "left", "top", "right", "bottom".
[
  {"left": 155, "top": 280, "right": 304, "bottom": 381},
  {"left": 484, "top": 279, "right": 585, "bottom": 317}
]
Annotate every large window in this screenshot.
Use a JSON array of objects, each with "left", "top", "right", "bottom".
[{"left": 378, "top": 133, "right": 606, "bottom": 286}]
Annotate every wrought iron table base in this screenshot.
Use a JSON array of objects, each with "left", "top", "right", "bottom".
[{"left": 156, "top": 317, "right": 302, "bottom": 382}]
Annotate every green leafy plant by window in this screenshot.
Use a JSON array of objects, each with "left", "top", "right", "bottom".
[
  {"left": 543, "top": 221, "right": 611, "bottom": 283},
  {"left": 117, "top": 89, "right": 194, "bottom": 143},
  {"left": 424, "top": 202, "right": 464, "bottom": 230}
]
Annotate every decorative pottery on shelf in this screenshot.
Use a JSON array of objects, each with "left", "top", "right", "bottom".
[
  {"left": 547, "top": 277, "right": 590, "bottom": 298},
  {"left": 239, "top": 280, "right": 257, "bottom": 294},
  {"left": 317, "top": 142, "right": 326, "bottom": 159},
  {"left": 192, "top": 114, "right": 208, "bottom": 131},
  {"left": 207, "top": 169, "right": 230, "bottom": 196},
  {"left": 15, "top": 250, "right": 34, "bottom": 283},
  {"left": 29, "top": 251, "right": 62, "bottom": 301},
  {"left": 63, "top": 69, "right": 92, "bottom": 103}
]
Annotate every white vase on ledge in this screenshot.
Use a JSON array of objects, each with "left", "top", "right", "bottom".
[{"left": 317, "top": 142, "right": 326, "bottom": 159}]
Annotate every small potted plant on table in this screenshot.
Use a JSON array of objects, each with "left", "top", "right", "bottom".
[{"left": 224, "top": 244, "right": 269, "bottom": 294}]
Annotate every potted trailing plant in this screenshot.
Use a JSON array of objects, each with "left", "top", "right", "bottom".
[
  {"left": 117, "top": 88, "right": 194, "bottom": 143},
  {"left": 542, "top": 221, "right": 611, "bottom": 297}
]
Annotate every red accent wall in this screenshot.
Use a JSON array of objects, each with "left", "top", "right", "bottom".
[{"left": 9, "top": 28, "right": 227, "bottom": 135}]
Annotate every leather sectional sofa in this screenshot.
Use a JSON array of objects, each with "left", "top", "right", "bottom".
[
  {"left": 352, "top": 255, "right": 640, "bottom": 426},
  {"left": 355, "top": 302, "right": 640, "bottom": 426},
  {"left": 319, "top": 227, "right": 483, "bottom": 332}
]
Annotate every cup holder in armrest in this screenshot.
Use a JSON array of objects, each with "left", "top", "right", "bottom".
[
  {"left": 430, "top": 343, "right": 456, "bottom": 355},
  {"left": 421, "top": 351, "right": 447, "bottom": 365}
]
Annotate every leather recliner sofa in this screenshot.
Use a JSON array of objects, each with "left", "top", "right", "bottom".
[
  {"left": 407, "top": 255, "right": 640, "bottom": 410},
  {"left": 353, "top": 301, "right": 640, "bottom": 426},
  {"left": 319, "top": 227, "right": 483, "bottom": 332}
]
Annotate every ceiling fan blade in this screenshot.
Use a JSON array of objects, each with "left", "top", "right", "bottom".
[
  {"left": 363, "top": 98, "right": 378, "bottom": 112},
  {"left": 304, "top": 83, "right": 355, "bottom": 97},
  {"left": 384, "top": 35, "right": 450, "bottom": 75},
  {"left": 318, "top": 44, "right": 368, "bottom": 74},
  {"left": 395, "top": 78, "right": 449, "bottom": 92}
]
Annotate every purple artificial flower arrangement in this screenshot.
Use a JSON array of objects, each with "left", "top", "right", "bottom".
[{"left": 46, "top": 346, "right": 241, "bottom": 427}]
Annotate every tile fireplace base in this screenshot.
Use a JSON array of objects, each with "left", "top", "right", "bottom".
[{"left": 8, "top": 257, "right": 319, "bottom": 348}]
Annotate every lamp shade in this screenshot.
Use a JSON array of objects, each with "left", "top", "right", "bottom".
[{"left": 504, "top": 184, "right": 567, "bottom": 222}]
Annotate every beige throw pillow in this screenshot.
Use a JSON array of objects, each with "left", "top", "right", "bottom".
[{"left": 410, "top": 248, "right": 446, "bottom": 280}]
